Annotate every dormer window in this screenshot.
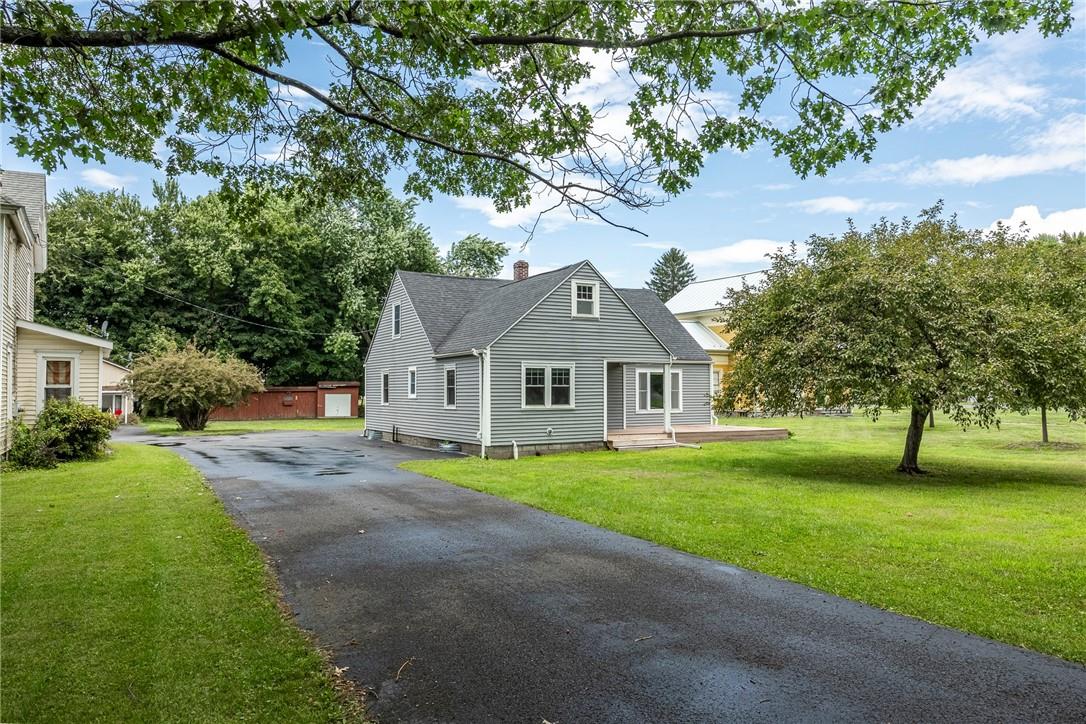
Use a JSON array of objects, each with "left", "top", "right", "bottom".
[
  {"left": 393, "top": 303, "right": 402, "bottom": 337},
  {"left": 571, "top": 280, "right": 599, "bottom": 318}
]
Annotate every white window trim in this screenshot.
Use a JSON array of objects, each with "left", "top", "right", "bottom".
[
  {"left": 380, "top": 369, "right": 390, "bottom": 405},
  {"left": 634, "top": 367, "right": 682, "bottom": 413},
  {"left": 392, "top": 303, "right": 402, "bottom": 338},
  {"left": 444, "top": 364, "right": 457, "bottom": 409},
  {"left": 407, "top": 366, "right": 417, "bottom": 399},
  {"left": 569, "top": 279, "right": 600, "bottom": 319},
  {"left": 36, "top": 351, "right": 81, "bottom": 412},
  {"left": 520, "top": 361, "right": 576, "bottom": 409}
]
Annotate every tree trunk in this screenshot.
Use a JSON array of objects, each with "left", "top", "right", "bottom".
[
  {"left": 176, "top": 406, "right": 212, "bottom": 431},
  {"left": 1041, "top": 404, "right": 1049, "bottom": 444},
  {"left": 928, "top": 409, "right": 935, "bottom": 428},
  {"left": 898, "top": 404, "right": 929, "bottom": 474}
]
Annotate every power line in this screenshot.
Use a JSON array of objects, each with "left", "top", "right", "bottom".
[
  {"left": 695, "top": 269, "right": 769, "bottom": 283},
  {"left": 51, "top": 248, "right": 346, "bottom": 338}
]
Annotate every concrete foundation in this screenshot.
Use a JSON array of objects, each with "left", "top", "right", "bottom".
[{"left": 366, "top": 429, "right": 607, "bottom": 458}]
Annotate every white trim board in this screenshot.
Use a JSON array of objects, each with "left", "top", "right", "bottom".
[{"left": 17, "top": 319, "right": 113, "bottom": 349}]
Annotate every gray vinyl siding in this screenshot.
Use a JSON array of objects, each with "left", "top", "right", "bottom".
[
  {"left": 606, "top": 363, "right": 624, "bottom": 431},
  {"left": 489, "top": 265, "right": 672, "bottom": 445},
  {"left": 623, "top": 362, "right": 712, "bottom": 428},
  {"left": 365, "top": 275, "right": 481, "bottom": 444}
]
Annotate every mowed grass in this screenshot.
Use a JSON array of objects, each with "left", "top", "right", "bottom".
[
  {"left": 1, "top": 444, "right": 362, "bottom": 722},
  {"left": 404, "top": 411, "right": 1086, "bottom": 662},
  {"left": 143, "top": 416, "right": 364, "bottom": 436}
]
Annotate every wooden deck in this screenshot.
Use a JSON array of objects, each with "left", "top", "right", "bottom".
[{"left": 607, "top": 424, "right": 789, "bottom": 450}]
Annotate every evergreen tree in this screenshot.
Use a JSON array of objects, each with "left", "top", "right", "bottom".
[{"left": 647, "top": 248, "right": 696, "bottom": 301}]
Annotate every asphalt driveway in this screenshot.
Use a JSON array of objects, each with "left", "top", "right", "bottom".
[{"left": 150, "top": 430, "right": 1086, "bottom": 722}]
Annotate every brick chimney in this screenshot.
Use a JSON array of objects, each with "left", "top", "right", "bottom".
[{"left": 513, "top": 260, "right": 529, "bottom": 281}]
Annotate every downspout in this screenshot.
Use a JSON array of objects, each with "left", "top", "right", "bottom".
[
  {"left": 664, "top": 355, "right": 674, "bottom": 440},
  {"left": 471, "top": 348, "right": 488, "bottom": 458}
]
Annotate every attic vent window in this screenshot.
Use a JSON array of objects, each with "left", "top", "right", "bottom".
[
  {"left": 393, "top": 303, "right": 402, "bottom": 337},
  {"left": 571, "top": 280, "right": 599, "bottom": 318}
]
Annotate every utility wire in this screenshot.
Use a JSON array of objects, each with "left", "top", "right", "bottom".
[
  {"left": 694, "top": 269, "right": 769, "bottom": 283},
  {"left": 52, "top": 247, "right": 351, "bottom": 338}
]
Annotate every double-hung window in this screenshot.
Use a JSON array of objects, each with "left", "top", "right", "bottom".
[
  {"left": 636, "top": 369, "right": 682, "bottom": 412},
  {"left": 570, "top": 280, "right": 599, "bottom": 318},
  {"left": 444, "top": 365, "right": 457, "bottom": 408},
  {"left": 381, "top": 370, "right": 390, "bottom": 405},
  {"left": 522, "top": 363, "right": 575, "bottom": 408},
  {"left": 407, "top": 367, "right": 417, "bottom": 399},
  {"left": 44, "top": 359, "right": 73, "bottom": 402},
  {"left": 392, "top": 303, "right": 402, "bottom": 337}
]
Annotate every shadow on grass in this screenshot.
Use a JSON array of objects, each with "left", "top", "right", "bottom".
[{"left": 656, "top": 443, "right": 1086, "bottom": 491}]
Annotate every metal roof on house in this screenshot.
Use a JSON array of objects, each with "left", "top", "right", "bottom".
[
  {"left": 395, "top": 262, "right": 709, "bottom": 361},
  {"left": 679, "top": 321, "right": 730, "bottom": 351},
  {"left": 665, "top": 273, "right": 763, "bottom": 315}
]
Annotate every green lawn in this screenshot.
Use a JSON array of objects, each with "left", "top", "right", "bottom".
[
  {"left": 142, "top": 416, "right": 365, "bottom": 436},
  {"left": 404, "top": 411, "right": 1086, "bottom": 663},
  {"left": 1, "top": 444, "right": 363, "bottom": 722}
]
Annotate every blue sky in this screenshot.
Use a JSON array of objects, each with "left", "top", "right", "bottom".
[{"left": 3, "top": 12, "right": 1084, "bottom": 288}]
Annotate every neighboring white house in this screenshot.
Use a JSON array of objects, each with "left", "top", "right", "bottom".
[
  {"left": 101, "top": 358, "right": 134, "bottom": 423},
  {"left": 1, "top": 170, "right": 115, "bottom": 451}
]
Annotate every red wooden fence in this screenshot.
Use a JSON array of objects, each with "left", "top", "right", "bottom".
[{"left": 210, "top": 381, "right": 360, "bottom": 421}]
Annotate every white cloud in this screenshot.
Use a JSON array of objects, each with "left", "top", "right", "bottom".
[
  {"left": 989, "top": 205, "right": 1086, "bottom": 236},
  {"left": 914, "top": 32, "right": 1050, "bottom": 127},
  {"left": 80, "top": 169, "right": 136, "bottom": 190},
  {"left": 904, "top": 113, "right": 1086, "bottom": 185},
  {"left": 757, "top": 183, "right": 793, "bottom": 191},
  {"left": 453, "top": 194, "right": 600, "bottom": 234},
  {"left": 686, "top": 238, "right": 802, "bottom": 275},
  {"left": 780, "top": 196, "right": 907, "bottom": 215},
  {"left": 705, "top": 190, "right": 736, "bottom": 199},
  {"left": 633, "top": 242, "right": 676, "bottom": 250}
]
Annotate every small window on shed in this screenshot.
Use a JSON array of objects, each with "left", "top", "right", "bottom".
[
  {"left": 381, "top": 370, "right": 390, "bottom": 405},
  {"left": 393, "top": 303, "right": 402, "bottom": 337}
]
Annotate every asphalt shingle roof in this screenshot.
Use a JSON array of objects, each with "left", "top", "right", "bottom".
[
  {"left": 0, "top": 170, "right": 47, "bottom": 245},
  {"left": 435, "top": 263, "right": 583, "bottom": 355},
  {"left": 616, "top": 288, "right": 711, "bottom": 361},
  {"left": 397, "top": 262, "right": 709, "bottom": 361}
]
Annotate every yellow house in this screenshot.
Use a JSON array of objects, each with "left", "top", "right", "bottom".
[
  {"left": 1, "top": 170, "right": 114, "bottom": 451},
  {"left": 665, "top": 277, "right": 743, "bottom": 391}
]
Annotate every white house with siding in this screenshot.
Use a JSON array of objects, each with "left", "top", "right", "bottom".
[
  {"left": 1, "top": 170, "right": 115, "bottom": 451},
  {"left": 364, "top": 260, "right": 787, "bottom": 458}
]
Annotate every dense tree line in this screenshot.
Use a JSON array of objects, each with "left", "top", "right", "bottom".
[{"left": 35, "top": 184, "right": 506, "bottom": 384}]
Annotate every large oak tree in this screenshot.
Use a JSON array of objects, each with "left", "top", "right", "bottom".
[{"left": 2, "top": 1, "right": 1073, "bottom": 233}]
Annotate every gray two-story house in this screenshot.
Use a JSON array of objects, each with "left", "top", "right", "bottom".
[{"left": 364, "top": 259, "right": 720, "bottom": 457}]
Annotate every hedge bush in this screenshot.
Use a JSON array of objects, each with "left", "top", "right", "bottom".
[{"left": 5, "top": 399, "right": 117, "bottom": 470}]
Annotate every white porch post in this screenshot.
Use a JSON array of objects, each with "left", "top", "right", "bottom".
[{"left": 663, "top": 360, "right": 672, "bottom": 433}]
